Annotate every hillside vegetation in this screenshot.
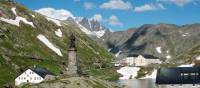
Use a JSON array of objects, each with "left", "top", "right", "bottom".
[{"left": 0, "top": 1, "right": 118, "bottom": 86}]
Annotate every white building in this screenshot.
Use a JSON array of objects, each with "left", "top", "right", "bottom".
[
  {"left": 15, "top": 67, "right": 53, "bottom": 86},
  {"left": 122, "top": 54, "right": 161, "bottom": 66}
]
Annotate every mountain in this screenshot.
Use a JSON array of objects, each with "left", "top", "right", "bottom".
[
  {"left": 101, "top": 28, "right": 136, "bottom": 56},
  {"left": 0, "top": 1, "right": 118, "bottom": 86},
  {"left": 74, "top": 17, "right": 110, "bottom": 39},
  {"left": 108, "top": 23, "right": 200, "bottom": 60}
]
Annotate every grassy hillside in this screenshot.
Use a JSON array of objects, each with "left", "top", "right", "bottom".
[{"left": 0, "top": 1, "right": 117, "bottom": 86}]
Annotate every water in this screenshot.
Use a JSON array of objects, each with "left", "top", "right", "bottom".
[{"left": 117, "top": 79, "right": 156, "bottom": 88}]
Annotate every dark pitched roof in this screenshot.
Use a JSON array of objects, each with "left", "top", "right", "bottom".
[
  {"left": 156, "top": 67, "right": 200, "bottom": 84},
  {"left": 31, "top": 67, "right": 53, "bottom": 78},
  {"left": 127, "top": 54, "right": 159, "bottom": 59}
]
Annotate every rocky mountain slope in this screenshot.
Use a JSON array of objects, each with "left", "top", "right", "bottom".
[
  {"left": 74, "top": 16, "right": 200, "bottom": 63},
  {"left": 108, "top": 23, "right": 200, "bottom": 61},
  {"left": 0, "top": 1, "right": 118, "bottom": 86}
]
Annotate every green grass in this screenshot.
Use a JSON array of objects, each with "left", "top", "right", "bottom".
[
  {"left": 0, "top": 55, "right": 16, "bottom": 85},
  {"left": 0, "top": 2, "right": 116, "bottom": 86}
]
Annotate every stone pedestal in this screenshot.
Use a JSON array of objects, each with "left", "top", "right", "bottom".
[{"left": 67, "top": 48, "right": 78, "bottom": 76}]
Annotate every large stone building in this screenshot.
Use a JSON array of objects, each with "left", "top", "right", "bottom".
[{"left": 119, "top": 54, "right": 161, "bottom": 67}]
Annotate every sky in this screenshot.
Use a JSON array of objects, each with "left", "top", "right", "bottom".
[{"left": 16, "top": 0, "right": 200, "bottom": 31}]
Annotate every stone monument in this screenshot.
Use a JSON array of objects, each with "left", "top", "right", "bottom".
[{"left": 67, "top": 33, "right": 79, "bottom": 76}]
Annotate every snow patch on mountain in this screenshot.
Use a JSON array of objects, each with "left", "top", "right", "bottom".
[
  {"left": 108, "top": 48, "right": 112, "bottom": 52},
  {"left": 91, "top": 30, "right": 105, "bottom": 38},
  {"left": 0, "top": 7, "right": 35, "bottom": 27},
  {"left": 0, "top": 16, "right": 35, "bottom": 27},
  {"left": 11, "top": 7, "right": 17, "bottom": 16},
  {"left": 37, "top": 34, "right": 63, "bottom": 56},
  {"left": 76, "top": 22, "right": 91, "bottom": 35},
  {"left": 46, "top": 17, "right": 61, "bottom": 26},
  {"left": 117, "top": 66, "right": 140, "bottom": 79},
  {"left": 31, "top": 14, "right": 35, "bottom": 18},
  {"left": 55, "top": 29, "right": 62, "bottom": 37},
  {"left": 182, "top": 33, "right": 190, "bottom": 37},
  {"left": 166, "top": 55, "right": 171, "bottom": 59},
  {"left": 115, "top": 50, "right": 122, "bottom": 57},
  {"left": 141, "top": 70, "right": 157, "bottom": 79},
  {"left": 156, "top": 47, "right": 162, "bottom": 53}
]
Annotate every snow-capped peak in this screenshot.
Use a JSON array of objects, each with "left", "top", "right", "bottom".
[
  {"left": 75, "top": 17, "right": 84, "bottom": 22},
  {"left": 35, "top": 8, "right": 108, "bottom": 38},
  {"left": 75, "top": 17, "right": 108, "bottom": 38}
]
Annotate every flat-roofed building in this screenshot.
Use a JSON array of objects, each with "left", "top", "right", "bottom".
[{"left": 156, "top": 67, "right": 200, "bottom": 88}]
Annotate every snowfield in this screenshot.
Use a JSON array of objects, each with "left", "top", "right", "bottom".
[
  {"left": 31, "top": 14, "right": 35, "bottom": 18},
  {"left": 117, "top": 66, "right": 140, "bottom": 79},
  {"left": 115, "top": 50, "right": 122, "bottom": 57},
  {"left": 108, "top": 48, "right": 112, "bottom": 52},
  {"left": 141, "top": 70, "right": 157, "bottom": 79},
  {"left": 182, "top": 33, "right": 190, "bottom": 37},
  {"left": 77, "top": 22, "right": 91, "bottom": 35},
  {"left": 156, "top": 47, "right": 162, "bottom": 53},
  {"left": 11, "top": 7, "right": 17, "bottom": 16},
  {"left": 46, "top": 17, "right": 61, "bottom": 26},
  {"left": 166, "top": 55, "right": 171, "bottom": 59},
  {"left": 55, "top": 29, "right": 62, "bottom": 37},
  {"left": 0, "top": 7, "right": 35, "bottom": 27},
  {"left": 37, "top": 34, "right": 63, "bottom": 56},
  {"left": 91, "top": 30, "right": 105, "bottom": 38}
]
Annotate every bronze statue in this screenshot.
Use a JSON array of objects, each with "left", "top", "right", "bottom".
[{"left": 69, "top": 33, "right": 76, "bottom": 48}]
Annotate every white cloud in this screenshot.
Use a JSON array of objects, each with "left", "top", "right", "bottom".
[
  {"left": 134, "top": 3, "right": 165, "bottom": 12},
  {"left": 35, "top": 8, "right": 74, "bottom": 20},
  {"left": 158, "top": 0, "right": 194, "bottom": 7},
  {"left": 90, "top": 14, "right": 103, "bottom": 22},
  {"left": 108, "top": 15, "right": 123, "bottom": 26},
  {"left": 100, "top": 0, "right": 133, "bottom": 10},
  {"left": 84, "top": 2, "right": 95, "bottom": 10}
]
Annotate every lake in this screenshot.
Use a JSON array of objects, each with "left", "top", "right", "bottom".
[{"left": 117, "top": 79, "right": 156, "bottom": 88}]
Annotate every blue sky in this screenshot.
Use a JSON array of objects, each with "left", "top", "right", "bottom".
[{"left": 16, "top": 0, "right": 200, "bottom": 31}]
